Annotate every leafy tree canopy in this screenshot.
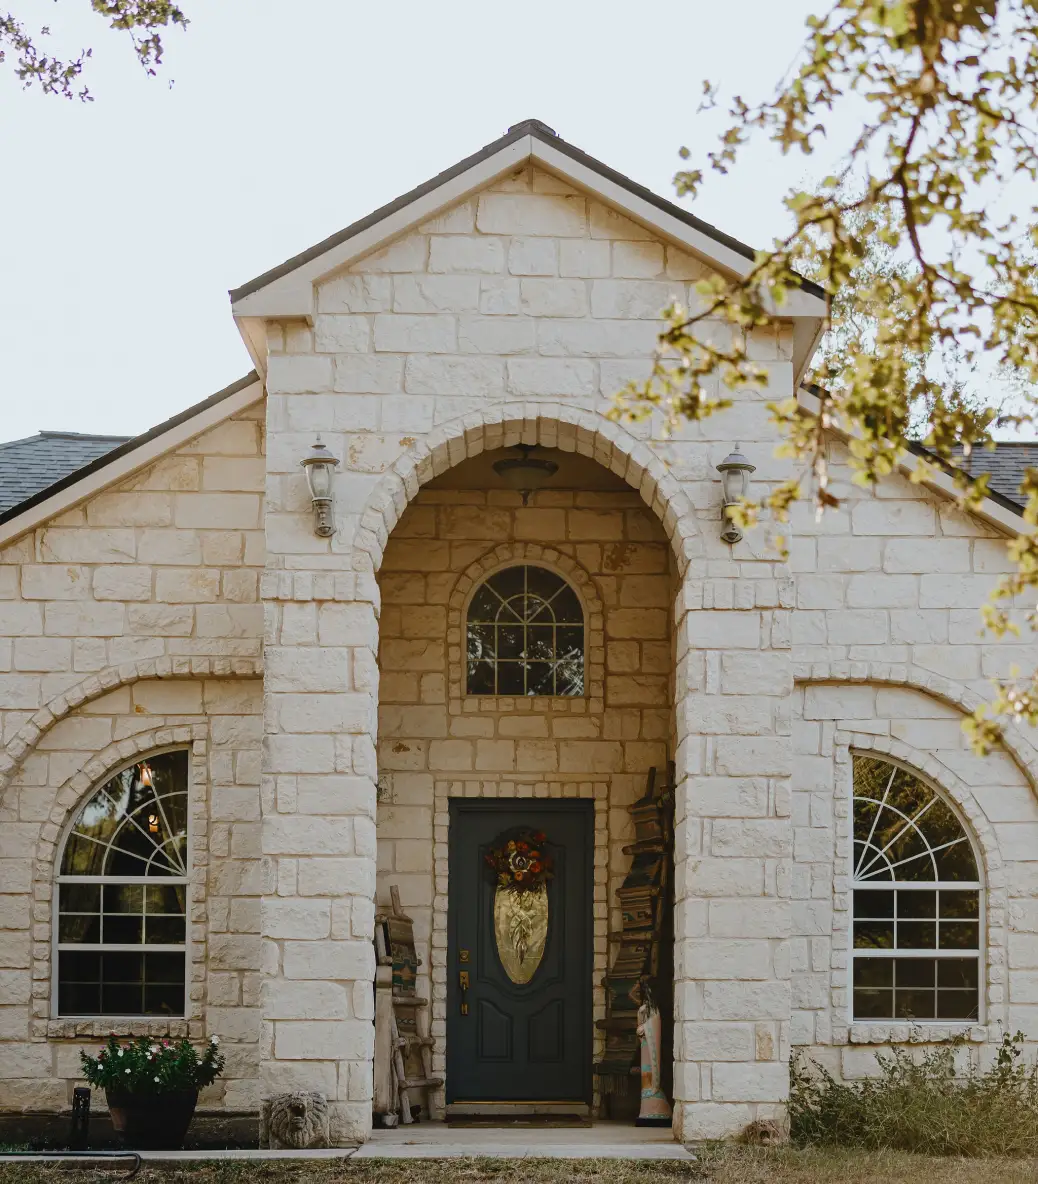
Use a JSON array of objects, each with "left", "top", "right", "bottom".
[
  {"left": 616, "top": 0, "right": 1038, "bottom": 751},
  {"left": 0, "top": 1, "right": 186, "bottom": 99}
]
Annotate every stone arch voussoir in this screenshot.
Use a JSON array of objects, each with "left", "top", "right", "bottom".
[
  {"left": 795, "top": 660, "right": 1038, "bottom": 797},
  {"left": 356, "top": 404, "right": 703, "bottom": 577},
  {"left": 0, "top": 656, "right": 262, "bottom": 803}
]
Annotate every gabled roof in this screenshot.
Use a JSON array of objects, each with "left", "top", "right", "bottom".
[
  {"left": 0, "top": 431, "right": 130, "bottom": 513},
  {"left": 0, "top": 372, "right": 263, "bottom": 546},
  {"left": 229, "top": 118, "right": 828, "bottom": 382}
]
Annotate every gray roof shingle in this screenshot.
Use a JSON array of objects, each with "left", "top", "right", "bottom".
[
  {"left": 0, "top": 432, "right": 129, "bottom": 513},
  {"left": 950, "top": 443, "right": 1038, "bottom": 506}
]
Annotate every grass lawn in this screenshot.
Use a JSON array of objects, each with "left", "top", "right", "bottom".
[{"left": 0, "top": 1148, "right": 1037, "bottom": 1183}]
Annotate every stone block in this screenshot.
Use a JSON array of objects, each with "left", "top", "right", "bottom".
[
  {"left": 282, "top": 940, "right": 375, "bottom": 981},
  {"left": 457, "top": 315, "right": 536, "bottom": 354},
  {"left": 20, "top": 566, "right": 90, "bottom": 600},
  {"left": 264, "top": 979, "right": 350, "bottom": 1019},
  {"left": 404, "top": 355, "right": 505, "bottom": 397},
  {"left": 274, "top": 1019, "right": 373, "bottom": 1061},
  {"left": 519, "top": 279, "right": 588, "bottom": 317},
  {"left": 851, "top": 500, "right": 935, "bottom": 535},
  {"left": 506, "top": 358, "right": 595, "bottom": 396},
  {"left": 318, "top": 274, "right": 392, "bottom": 313},
  {"left": 264, "top": 816, "right": 356, "bottom": 857},
  {"left": 681, "top": 1022, "right": 754, "bottom": 1061},
  {"left": 475, "top": 193, "right": 586, "bottom": 236},
  {"left": 702, "top": 981, "right": 791, "bottom": 1020},
  {"left": 262, "top": 899, "right": 331, "bottom": 939},
  {"left": 711, "top": 1062, "right": 789, "bottom": 1103},
  {"left": 393, "top": 275, "right": 480, "bottom": 314},
  {"left": 297, "top": 857, "right": 377, "bottom": 897},
  {"left": 508, "top": 237, "right": 558, "bottom": 275},
  {"left": 428, "top": 236, "right": 505, "bottom": 274},
  {"left": 708, "top": 899, "right": 792, "bottom": 939},
  {"left": 559, "top": 239, "right": 610, "bottom": 277},
  {"left": 373, "top": 315, "right": 457, "bottom": 353},
  {"left": 714, "top": 738, "right": 792, "bottom": 778}
]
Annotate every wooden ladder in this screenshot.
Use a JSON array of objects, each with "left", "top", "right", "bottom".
[{"left": 374, "top": 886, "right": 443, "bottom": 1126}]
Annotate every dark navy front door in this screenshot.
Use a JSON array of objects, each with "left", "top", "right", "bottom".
[{"left": 446, "top": 799, "right": 592, "bottom": 1104}]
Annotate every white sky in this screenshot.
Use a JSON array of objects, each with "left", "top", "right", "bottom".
[{"left": 0, "top": 0, "right": 832, "bottom": 443}]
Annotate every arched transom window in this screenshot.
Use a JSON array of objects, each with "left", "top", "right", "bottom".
[
  {"left": 56, "top": 750, "right": 188, "bottom": 1017},
  {"left": 466, "top": 565, "right": 584, "bottom": 696},
  {"left": 852, "top": 755, "right": 982, "bottom": 1023}
]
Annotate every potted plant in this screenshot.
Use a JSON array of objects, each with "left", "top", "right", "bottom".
[{"left": 80, "top": 1035, "right": 225, "bottom": 1150}]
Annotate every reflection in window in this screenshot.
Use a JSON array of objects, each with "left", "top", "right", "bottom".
[
  {"left": 852, "top": 755, "right": 981, "bottom": 1023},
  {"left": 466, "top": 565, "right": 584, "bottom": 696},
  {"left": 56, "top": 751, "right": 188, "bottom": 1017}
]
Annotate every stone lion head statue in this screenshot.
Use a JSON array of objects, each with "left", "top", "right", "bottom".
[{"left": 263, "top": 1091, "right": 330, "bottom": 1149}]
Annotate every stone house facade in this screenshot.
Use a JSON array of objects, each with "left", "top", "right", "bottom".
[{"left": 1, "top": 119, "right": 1037, "bottom": 1144}]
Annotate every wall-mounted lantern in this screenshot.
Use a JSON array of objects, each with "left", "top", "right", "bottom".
[
  {"left": 716, "top": 444, "right": 755, "bottom": 545},
  {"left": 301, "top": 436, "right": 340, "bottom": 538}
]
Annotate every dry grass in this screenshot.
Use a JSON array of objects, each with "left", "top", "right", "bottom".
[{"left": 0, "top": 1148, "right": 1036, "bottom": 1184}]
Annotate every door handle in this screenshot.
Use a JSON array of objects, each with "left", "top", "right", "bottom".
[{"left": 459, "top": 970, "right": 470, "bottom": 1015}]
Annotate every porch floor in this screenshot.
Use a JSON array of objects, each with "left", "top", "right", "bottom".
[{"left": 355, "top": 1120, "right": 692, "bottom": 1159}]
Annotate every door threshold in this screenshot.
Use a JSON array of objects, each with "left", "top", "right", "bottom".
[{"left": 446, "top": 1102, "right": 590, "bottom": 1119}]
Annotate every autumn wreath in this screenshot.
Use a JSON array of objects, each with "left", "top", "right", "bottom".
[{"left": 485, "top": 830, "right": 554, "bottom": 892}]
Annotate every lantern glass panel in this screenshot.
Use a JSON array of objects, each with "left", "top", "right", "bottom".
[
  {"left": 722, "top": 466, "right": 745, "bottom": 503},
  {"left": 307, "top": 463, "right": 332, "bottom": 499}
]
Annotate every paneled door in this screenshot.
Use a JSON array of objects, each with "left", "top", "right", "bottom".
[{"left": 446, "top": 799, "right": 593, "bottom": 1105}]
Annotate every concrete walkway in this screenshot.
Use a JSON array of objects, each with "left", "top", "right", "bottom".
[{"left": 0, "top": 1122, "right": 693, "bottom": 1163}]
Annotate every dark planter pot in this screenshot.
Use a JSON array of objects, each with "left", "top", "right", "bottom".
[{"left": 105, "top": 1089, "right": 198, "bottom": 1150}]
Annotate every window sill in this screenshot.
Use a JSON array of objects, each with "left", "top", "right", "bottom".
[
  {"left": 846, "top": 1022, "right": 988, "bottom": 1044},
  {"left": 48, "top": 1018, "right": 191, "bottom": 1039}
]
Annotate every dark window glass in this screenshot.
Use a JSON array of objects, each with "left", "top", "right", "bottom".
[
  {"left": 851, "top": 756, "right": 981, "bottom": 1022},
  {"left": 57, "top": 752, "right": 188, "bottom": 1017},
  {"left": 465, "top": 565, "right": 585, "bottom": 696}
]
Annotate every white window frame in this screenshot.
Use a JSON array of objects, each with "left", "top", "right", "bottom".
[
  {"left": 52, "top": 747, "right": 191, "bottom": 1020},
  {"left": 848, "top": 752, "right": 985, "bottom": 1026},
  {"left": 463, "top": 562, "right": 588, "bottom": 699}
]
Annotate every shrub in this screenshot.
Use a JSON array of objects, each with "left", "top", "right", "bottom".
[
  {"left": 80, "top": 1035, "right": 225, "bottom": 1095},
  {"left": 789, "top": 1030, "right": 1038, "bottom": 1157}
]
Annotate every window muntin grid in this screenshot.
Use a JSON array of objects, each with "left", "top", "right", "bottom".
[
  {"left": 852, "top": 755, "right": 982, "bottom": 1023},
  {"left": 55, "top": 750, "right": 188, "bottom": 1017},
  {"left": 466, "top": 565, "right": 585, "bottom": 697}
]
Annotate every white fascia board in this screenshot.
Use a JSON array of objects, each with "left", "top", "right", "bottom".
[
  {"left": 229, "top": 137, "right": 534, "bottom": 322},
  {"left": 796, "top": 386, "right": 1028, "bottom": 537},
  {"left": 0, "top": 379, "right": 265, "bottom": 548},
  {"left": 530, "top": 139, "right": 829, "bottom": 322},
  {"left": 236, "top": 316, "right": 270, "bottom": 378}
]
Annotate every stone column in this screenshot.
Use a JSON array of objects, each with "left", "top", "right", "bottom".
[
  {"left": 261, "top": 359, "right": 378, "bottom": 1145},
  {"left": 671, "top": 576, "right": 794, "bottom": 1140}
]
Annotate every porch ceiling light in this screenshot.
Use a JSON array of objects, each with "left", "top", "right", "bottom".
[
  {"left": 301, "top": 435, "right": 340, "bottom": 538},
  {"left": 491, "top": 445, "right": 559, "bottom": 505},
  {"left": 716, "top": 444, "right": 755, "bottom": 545}
]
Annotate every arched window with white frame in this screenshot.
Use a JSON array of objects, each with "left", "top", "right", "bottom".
[
  {"left": 852, "top": 754, "right": 982, "bottom": 1023},
  {"left": 466, "top": 564, "right": 585, "bottom": 697},
  {"left": 55, "top": 750, "right": 189, "bottom": 1017}
]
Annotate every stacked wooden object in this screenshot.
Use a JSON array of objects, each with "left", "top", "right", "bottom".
[
  {"left": 373, "top": 885, "right": 443, "bottom": 1126},
  {"left": 594, "top": 764, "right": 675, "bottom": 1108}
]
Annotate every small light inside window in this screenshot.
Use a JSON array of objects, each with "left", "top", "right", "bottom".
[
  {"left": 148, "top": 813, "right": 160, "bottom": 834},
  {"left": 139, "top": 763, "right": 154, "bottom": 788}
]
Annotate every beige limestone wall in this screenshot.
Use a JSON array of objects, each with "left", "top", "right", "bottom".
[
  {"left": 789, "top": 681, "right": 1038, "bottom": 1073},
  {"left": 0, "top": 403, "right": 266, "bottom": 1112},
  {"left": 374, "top": 487, "right": 675, "bottom": 1113},
  {"left": 0, "top": 676, "right": 262, "bottom": 1113},
  {"left": 263, "top": 161, "right": 797, "bottom": 1140}
]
